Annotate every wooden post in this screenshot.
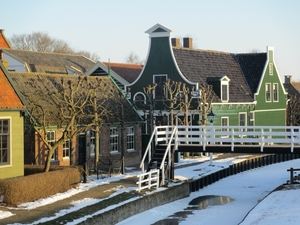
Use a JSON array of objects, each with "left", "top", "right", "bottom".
[{"left": 290, "top": 167, "right": 294, "bottom": 184}]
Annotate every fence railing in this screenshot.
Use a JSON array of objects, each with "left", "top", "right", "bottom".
[
  {"left": 154, "top": 125, "right": 300, "bottom": 152},
  {"left": 139, "top": 125, "right": 300, "bottom": 188},
  {"left": 136, "top": 169, "right": 160, "bottom": 192}
]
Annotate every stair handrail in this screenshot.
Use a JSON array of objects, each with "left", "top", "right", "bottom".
[
  {"left": 140, "top": 126, "right": 158, "bottom": 172},
  {"left": 160, "top": 126, "right": 178, "bottom": 186}
]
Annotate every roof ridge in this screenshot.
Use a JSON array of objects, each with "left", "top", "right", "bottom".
[
  {"left": 172, "top": 47, "right": 231, "bottom": 55},
  {"left": 4, "top": 48, "right": 87, "bottom": 57}
]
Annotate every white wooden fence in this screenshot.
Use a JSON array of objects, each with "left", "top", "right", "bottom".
[
  {"left": 139, "top": 125, "right": 300, "bottom": 187},
  {"left": 136, "top": 169, "right": 160, "bottom": 192}
]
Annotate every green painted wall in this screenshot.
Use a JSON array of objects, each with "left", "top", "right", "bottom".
[
  {"left": 212, "top": 104, "right": 255, "bottom": 126},
  {"left": 0, "top": 111, "right": 24, "bottom": 179},
  {"left": 254, "top": 49, "right": 287, "bottom": 126},
  {"left": 128, "top": 36, "right": 195, "bottom": 111}
]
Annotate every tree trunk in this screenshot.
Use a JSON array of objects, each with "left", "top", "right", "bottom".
[{"left": 44, "top": 151, "right": 52, "bottom": 172}]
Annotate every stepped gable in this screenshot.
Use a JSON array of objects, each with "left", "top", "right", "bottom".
[{"left": 172, "top": 47, "right": 254, "bottom": 103}]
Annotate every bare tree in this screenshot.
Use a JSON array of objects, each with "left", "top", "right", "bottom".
[
  {"left": 24, "top": 76, "right": 111, "bottom": 172},
  {"left": 162, "top": 79, "right": 182, "bottom": 126},
  {"left": 125, "top": 51, "right": 144, "bottom": 65},
  {"left": 196, "top": 80, "right": 215, "bottom": 125},
  {"left": 287, "top": 94, "right": 300, "bottom": 126},
  {"left": 10, "top": 32, "right": 100, "bottom": 60}
]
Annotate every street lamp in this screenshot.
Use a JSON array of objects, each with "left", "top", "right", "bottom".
[
  {"left": 207, "top": 110, "right": 216, "bottom": 124},
  {"left": 207, "top": 110, "right": 216, "bottom": 166}
]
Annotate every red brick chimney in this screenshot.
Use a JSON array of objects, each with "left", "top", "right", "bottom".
[{"left": 183, "top": 37, "right": 193, "bottom": 49}]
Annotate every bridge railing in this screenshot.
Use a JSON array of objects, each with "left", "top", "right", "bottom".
[{"left": 154, "top": 125, "right": 300, "bottom": 152}]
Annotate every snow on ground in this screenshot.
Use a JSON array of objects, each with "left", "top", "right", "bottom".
[
  {"left": 117, "top": 158, "right": 300, "bottom": 225},
  {"left": 1, "top": 155, "right": 300, "bottom": 225}
]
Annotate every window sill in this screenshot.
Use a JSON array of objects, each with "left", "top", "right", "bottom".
[
  {"left": 110, "top": 151, "right": 121, "bottom": 155},
  {"left": 127, "top": 149, "right": 137, "bottom": 153}
]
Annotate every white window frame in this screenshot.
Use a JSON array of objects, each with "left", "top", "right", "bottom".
[
  {"left": 273, "top": 83, "right": 279, "bottom": 102},
  {"left": 153, "top": 74, "right": 167, "bottom": 100},
  {"left": 126, "top": 126, "right": 135, "bottom": 151},
  {"left": 221, "top": 80, "right": 229, "bottom": 102},
  {"left": 239, "top": 113, "right": 247, "bottom": 132},
  {"left": 133, "top": 92, "right": 146, "bottom": 104},
  {"left": 47, "top": 131, "right": 57, "bottom": 161},
  {"left": 221, "top": 117, "right": 229, "bottom": 137},
  {"left": 249, "top": 111, "right": 255, "bottom": 126},
  {"left": 62, "top": 140, "right": 70, "bottom": 159},
  {"left": 110, "top": 127, "right": 119, "bottom": 153},
  {"left": 0, "top": 119, "right": 10, "bottom": 165},
  {"left": 265, "top": 83, "right": 271, "bottom": 102}
]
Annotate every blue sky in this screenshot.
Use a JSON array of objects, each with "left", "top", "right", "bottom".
[{"left": 2, "top": 0, "right": 300, "bottom": 80}]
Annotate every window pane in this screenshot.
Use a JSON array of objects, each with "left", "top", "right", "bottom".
[
  {"left": 126, "top": 126, "right": 134, "bottom": 151},
  {"left": 266, "top": 84, "right": 271, "bottom": 101},
  {"left": 2, "top": 120, "right": 8, "bottom": 133},
  {"left": 222, "top": 84, "right": 228, "bottom": 101},
  {"left": 273, "top": 84, "right": 278, "bottom": 101},
  {"left": 239, "top": 114, "right": 246, "bottom": 126},
  {"left": 0, "top": 119, "right": 9, "bottom": 164},
  {"left": 154, "top": 75, "right": 167, "bottom": 100},
  {"left": 110, "top": 128, "right": 119, "bottom": 152}
]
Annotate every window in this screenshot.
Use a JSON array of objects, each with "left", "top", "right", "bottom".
[
  {"left": 47, "top": 131, "right": 57, "bottom": 161},
  {"left": 249, "top": 112, "right": 254, "bottom": 126},
  {"left": 126, "top": 127, "right": 135, "bottom": 151},
  {"left": 269, "top": 63, "right": 273, "bottom": 75},
  {"left": 239, "top": 113, "right": 247, "bottom": 126},
  {"left": 239, "top": 113, "right": 247, "bottom": 132},
  {"left": 133, "top": 92, "right": 146, "bottom": 104},
  {"left": 265, "top": 83, "right": 271, "bottom": 102},
  {"left": 221, "top": 84, "right": 228, "bottom": 102},
  {"left": 63, "top": 140, "right": 70, "bottom": 159},
  {"left": 0, "top": 119, "right": 9, "bottom": 164},
  {"left": 110, "top": 127, "right": 119, "bottom": 153},
  {"left": 90, "top": 131, "right": 95, "bottom": 156},
  {"left": 273, "top": 83, "right": 278, "bottom": 102},
  {"left": 221, "top": 117, "right": 229, "bottom": 137},
  {"left": 153, "top": 75, "right": 167, "bottom": 100}
]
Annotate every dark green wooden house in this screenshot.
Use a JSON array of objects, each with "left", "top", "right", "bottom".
[{"left": 126, "top": 23, "right": 287, "bottom": 133}]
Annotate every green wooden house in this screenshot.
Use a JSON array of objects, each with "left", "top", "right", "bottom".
[
  {"left": 0, "top": 60, "right": 26, "bottom": 179},
  {"left": 126, "top": 23, "right": 287, "bottom": 132}
]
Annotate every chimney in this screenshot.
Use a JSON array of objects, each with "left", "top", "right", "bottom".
[
  {"left": 183, "top": 37, "right": 193, "bottom": 49},
  {"left": 285, "top": 75, "right": 292, "bottom": 84},
  {"left": 171, "top": 38, "right": 180, "bottom": 48}
]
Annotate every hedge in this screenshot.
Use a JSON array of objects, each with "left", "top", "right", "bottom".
[{"left": 0, "top": 167, "right": 81, "bottom": 206}]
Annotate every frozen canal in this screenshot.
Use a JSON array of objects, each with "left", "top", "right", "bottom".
[{"left": 117, "top": 158, "right": 300, "bottom": 225}]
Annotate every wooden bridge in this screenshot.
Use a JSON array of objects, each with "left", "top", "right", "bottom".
[{"left": 139, "top": 125, "right": 300, "bottom": 187}]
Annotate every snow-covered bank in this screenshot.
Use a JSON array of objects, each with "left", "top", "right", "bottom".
[
  {"left": 1, "top": 155, "right": 300, "bottom": 225},
  {"left": 117, "top": 158, "right": 300, "bottom": 225}
]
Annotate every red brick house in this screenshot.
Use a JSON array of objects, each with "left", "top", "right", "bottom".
[{"left": 9, "top": 72, "right": 142, "bottom": 169}]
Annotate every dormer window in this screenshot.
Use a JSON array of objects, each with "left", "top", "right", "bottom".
[{"left": 220, "top": 76, "right": 230, "bottom": 102}]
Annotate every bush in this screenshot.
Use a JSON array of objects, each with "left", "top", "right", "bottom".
[
  {"left": 0, "top": 167, "right": 81, "bottom": 206},
  {"left": 24, "top": 165, "right": 65, "bottom": 176}
]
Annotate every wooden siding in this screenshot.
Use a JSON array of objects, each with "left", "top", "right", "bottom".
[{"left": 0, "top": 111, "right": 24, "bottom": 179}]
